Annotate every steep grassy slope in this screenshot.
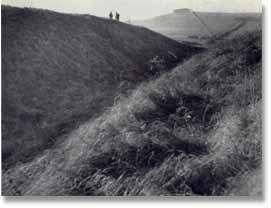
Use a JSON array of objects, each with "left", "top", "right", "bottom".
[
  {"left": 2, "top": 31, "right": 262, "bottom": 196},
  {"left": 134, "top": 9, "right": 261, "bottom": 45},
  {"left": 1, "top": 6, "right": 201, "bottom": 169}
]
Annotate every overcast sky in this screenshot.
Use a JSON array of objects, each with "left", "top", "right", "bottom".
[{"left": 2, "top": 0, "right": 262, "bottom": 20}]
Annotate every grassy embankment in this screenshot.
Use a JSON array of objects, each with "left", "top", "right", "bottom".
[
  {"left": 2, "top": 30, "right": 262, "bottom": 196},
  {"left": 2, "top": 6, "right": 200, "bottom": 169}
]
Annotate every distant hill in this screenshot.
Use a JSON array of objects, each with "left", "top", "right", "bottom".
[
  {"left": 1, "top": 6, "right": 201, "bottom": 169},
  {"left": 133, "top": 9, "right": 261, "bottom": 45}
]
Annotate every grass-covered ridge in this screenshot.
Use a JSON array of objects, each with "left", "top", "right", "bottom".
[
  {"left": 134, "top": 10, "right": 261, "bottom": 45},
  {"left": 1, "top": 5, "right": 201, "bottom": 169},
  {"left": 2, "top": 30, "right": 262, "bottom": 196}
]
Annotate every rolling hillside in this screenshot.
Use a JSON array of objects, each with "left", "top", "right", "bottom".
[
  {"left": 2, "top": 30, "right": 262, "bottom": 196},
  {"left": 1, "top": 6, "right": 202, "bottom": 170},
  {"left": 134, "top": 9, "right": 261, "bottom": 45}
]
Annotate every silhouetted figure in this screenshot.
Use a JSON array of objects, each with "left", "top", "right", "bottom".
[
  {"left": 115, "top": 12, "right": 120, "bottom": 21},
  {"left": 109, "top": 11, "right": 113, "bottom": 20}
]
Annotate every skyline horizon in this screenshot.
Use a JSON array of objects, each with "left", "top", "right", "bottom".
[
  {"left": 1, "top": 0, "right": 262, "bottom": 21},
  {"left": 1, "top": 3, "right": 262, "bottom": 22}
]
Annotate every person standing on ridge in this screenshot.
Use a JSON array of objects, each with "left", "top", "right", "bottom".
[
  {"left": 109, "top": 11, "right": 113, "bottom": 20},
  {"left": 115, "top": 12, "right": 120, "bottom": 21}
]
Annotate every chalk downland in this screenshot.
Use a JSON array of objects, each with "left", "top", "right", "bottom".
[
  {"left": 2, "top": 27, "right": 262, "bottom": 196},
  {"left": 2, "top": 6, "right": 202, "bottom": 170}
]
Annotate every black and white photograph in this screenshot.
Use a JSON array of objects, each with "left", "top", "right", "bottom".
[{"left": 1, "top": 0, "right": 263, "bottom": 197}]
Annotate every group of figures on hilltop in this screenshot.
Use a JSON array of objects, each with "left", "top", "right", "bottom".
[{"left": 109, "top": 11, "right": 120, "bottom": 21}]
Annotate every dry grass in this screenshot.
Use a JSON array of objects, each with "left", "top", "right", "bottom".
[
  {"left": 1, "top": 5, "right": 201, "bottom": 170},
  {"left": 2, "top": 29, "right": 262, "bottom": 196}
]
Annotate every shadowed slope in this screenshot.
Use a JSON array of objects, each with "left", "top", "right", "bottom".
[
  {"left": 2, "top": 31, "right": 261, "bottom": 196},
  {"left": 1, "top": 6, "right": 202, "bottom": 169}
]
